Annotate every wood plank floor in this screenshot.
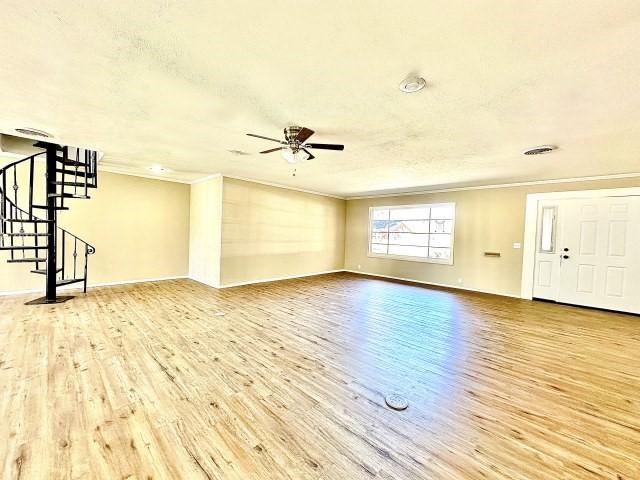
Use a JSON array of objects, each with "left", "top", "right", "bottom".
[{"left": 1, "top": 272, "right": 638, "bottom": 479}]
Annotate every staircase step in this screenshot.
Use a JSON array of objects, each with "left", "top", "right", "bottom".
[
  {"left": 56, "top": 159, "right": 90, "bottom": 168},
  {"left": 7, "top": 257, "right": 46, "bottom": 263},
  {"left": 56, "top": 169, "right": 96, "bottom": 178},
  {"left": 31, "top": 267, "right": 63, "bottom": 275},
  {"left": 32, "top": 204, "right": 70, "bottom": 211},
  {"left": 56, "top": 278, "right": 85, "bottom": 287},
  {"left": 2, "top": 218, "right": 51, "bottom": 223},
  {"left": 0, "top": 246, "right": 47, "bottom": 251},
  {"left": 52, "top": 181, "right": 95, "bottom": 188},
  {"left": 48, "top": 193, "right": 90, "bottom": 199},
  {"left": 2, "top": 233, "right": 49, "bottom": 237},
  {"left": 33, "top": 141, "right": 60, "bottom": 149}
]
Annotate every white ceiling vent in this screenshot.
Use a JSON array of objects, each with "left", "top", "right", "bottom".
[
  {"left": 15, "top": 127, "right": 51, "bottom": 138},
  {"left": 522, "top": 145, "right": 557, "bottom": 155}
]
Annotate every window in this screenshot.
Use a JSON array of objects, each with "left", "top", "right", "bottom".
[
  {"left": 539, "top": 206, "right": 557, "bottom": 253},
  {"left": 368, "top": 203, "right": 455, "bottom": 264}
]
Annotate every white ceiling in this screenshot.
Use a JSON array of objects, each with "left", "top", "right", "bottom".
[{"left": 2, "top": 1, "right": 640, "bottom": 196}]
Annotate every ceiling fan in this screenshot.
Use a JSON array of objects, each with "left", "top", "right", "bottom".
[{"left": 247, "top": 126, "right": 344, "bottom": 164}]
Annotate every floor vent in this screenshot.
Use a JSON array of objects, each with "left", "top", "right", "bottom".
[{"left": 384, "top": 393, "right": 408, "bottom": 411}]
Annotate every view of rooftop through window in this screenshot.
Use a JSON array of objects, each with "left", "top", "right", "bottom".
[{"left": 369, "top": 203, "right": 455, "bottom": 264}]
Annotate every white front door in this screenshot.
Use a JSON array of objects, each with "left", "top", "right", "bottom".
[{"left": 533, "top": 195, "right": 640, "bottom": 314}]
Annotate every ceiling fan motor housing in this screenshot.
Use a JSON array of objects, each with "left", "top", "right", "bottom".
[
  {"left": 246, "top": 126, "right": 343, "bottom": 162},
  {"left": 284, "top": 126, "right": 303, "bottom": 145}
]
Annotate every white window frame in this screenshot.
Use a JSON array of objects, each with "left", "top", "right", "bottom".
[{"left": 367, "top": 202, "right": 456, "bottom": 265}]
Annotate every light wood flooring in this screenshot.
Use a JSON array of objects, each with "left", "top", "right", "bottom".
[{"left": 1, "top": 272, "right": 639, "bottom": 479}]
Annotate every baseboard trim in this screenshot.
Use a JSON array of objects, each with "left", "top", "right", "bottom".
[
  {"left": 88, "top": 276, "right": 188, "bottom": 289},
  {"left": 187, "top": 277, "right": 220, "bottom": 289},
  {"left": 343, "top": 270, "right": 522, "bottom": 299},
  {"left": 0, "top": 275, "right": 188, "bottom": 297},
  {"left": 217, "top": 269, "right": 345, "bottom": 289},
  {"left": 1, "top": 271, "right": 521, "bottom": 299}
]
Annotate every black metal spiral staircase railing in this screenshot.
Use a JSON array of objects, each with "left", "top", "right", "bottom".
[{"left": 0, "top": 141, "right": 98, "bottom": 304}]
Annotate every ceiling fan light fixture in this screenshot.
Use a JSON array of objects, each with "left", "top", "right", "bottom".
[
  {"left": 399, "top": 75, "right": 426, "bottom": 93},
  {"left": 247, "top": 126, "right": 342, "bottom": 163},
  {"left": 282, "top": 148, "right": 310, "bottom": 164}
]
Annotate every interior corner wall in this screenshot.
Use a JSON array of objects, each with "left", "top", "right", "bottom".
[
  {"left": 188, "top": 176, "right": 222, "bottom": 287},
  {"left": 1, "top": 167, "right": 191, "bottom": 294},
  {"left": 219, "top": 177, "right": 346, "bottom": 286},
  {"left": 344, "top": 177, "right": 640, "bottom": 297}
]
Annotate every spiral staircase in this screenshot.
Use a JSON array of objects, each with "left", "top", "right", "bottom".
[{"left": 0, "top": 141, "right": 99, "bottom": 304}]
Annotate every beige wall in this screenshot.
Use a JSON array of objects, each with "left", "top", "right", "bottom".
[
  {"left": 1, "top": 165, "right": 190, "bottom": 294},
  {"left": 220, "top": 177, "right": 345, "bottom": 286},
  {"left": 5, "top": 157, "right": 637, "bottom": 298},
  {"left": 189, "top": 176, "right": 222, "bottom": 287},
  {"left": 345, "top": 178, "right": 640, "bottom": 297}
]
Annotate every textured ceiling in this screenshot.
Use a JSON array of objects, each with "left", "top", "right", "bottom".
[{"left": 1, "top": 1, "right": 640, "bottom": 196}]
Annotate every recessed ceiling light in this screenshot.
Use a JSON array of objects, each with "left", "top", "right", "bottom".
[
  {"left": 399, "top": 75, "right": 426, "bottom": 93},
  {"left": 15, "top": 127, "right": 51, "bottom": 138},
  {"left": 522, "top": 145, "right": 557, "bottom": 155},
  {"left": 148, "top": 165, "right": 169, "bottom": 174}
]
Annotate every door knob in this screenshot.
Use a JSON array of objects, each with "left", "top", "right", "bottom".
[
  {"left": 563, "top": 247, "right": 569, "bottom": 252},
  {"left": 562, "top": 255, "right": 570, "bottom": 259}
]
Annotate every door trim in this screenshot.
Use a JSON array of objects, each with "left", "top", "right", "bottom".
[{"left": 520, "top": 187, "right": 640, "bottom": 299}]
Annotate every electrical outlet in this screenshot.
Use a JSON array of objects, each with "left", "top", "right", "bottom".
[
  {"left": 357, "top": 264, "right": 361, "bottom": 270},
  {"left": 513, "top": 243, "right": 522, "bottom": 249},
  {"left": 457, "top": 278, "right": 463, "bottom": 284}
]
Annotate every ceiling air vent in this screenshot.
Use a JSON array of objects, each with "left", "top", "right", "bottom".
[
  {"left": 522, "top": 145, "right": 557, "bottom": 155},
  {"left": 15, "top": 128, "right": 51, "bottom": 138}
]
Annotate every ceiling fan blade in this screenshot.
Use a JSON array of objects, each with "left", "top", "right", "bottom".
[
  {"left": 302, "top": 148, "right": 315, "bottom": 160},
  {"left": 304, "top": 143, "right": 344, "bottom": 151},
  {"left": 260, "top": 147, "right": 283, "bottom": 154},
  {"left": 247, "top": 133, "right": 284, "bottom": 143},
  {"left": 295, "top": 127, "right": 315, "bottom": 143}
]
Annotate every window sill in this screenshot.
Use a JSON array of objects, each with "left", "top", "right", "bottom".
[{"left": 367, "top": 252, "right": 454, "bottom": 265}]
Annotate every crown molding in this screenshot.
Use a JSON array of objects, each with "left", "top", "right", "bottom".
[
  {"left": 190, "top": 173, "right": 222, "bottom": 185},
  {"left": 346, "top": 172, "right": 640, "bottom": 200},
  {"left": 70, "top": 165, "right": 640, "bottom": 200},
  {"left": 194, "top": 174, "right": 346, "bottom": 199},
  {"left": 98, "top": 165, "right": 194, "bottom": 184}
]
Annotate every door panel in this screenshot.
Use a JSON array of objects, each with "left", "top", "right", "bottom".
[
  {"left": 604, "top": 267, "right": 625, "bottom": 297},
  {"left": 537, "top": 261, "right": 553, "bottom": 287},
  {"left": 610, "top": 203, "right": 628, "bottom": 215},
  {"left": 576, "top": 264, "right": 595, "bottom": 293},
  {"left": 578, "top": 221, "right": 597, "bottom": 255},
  {"left": 607, "top": 221, "right": 626, "bottom": 256},
  {"left": 556, "top": 196, "right": 640, "bottom": 314},
  {"left": 533, "top": 202, "right": 561, "bottom": 300}
]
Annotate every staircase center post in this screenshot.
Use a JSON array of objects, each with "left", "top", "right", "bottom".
[{"left": 45, "top": 144, "right": 58, "bottom": 302}]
